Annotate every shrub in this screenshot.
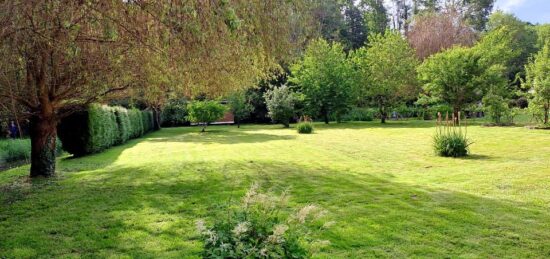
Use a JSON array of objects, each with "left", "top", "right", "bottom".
[
  {"left": 128, "top": 108, "right": 144, "bottom": 138},
  {"left": 264, "top": 85, "right": 298, "bottom": 128},
  {"left": 227, "top": 90, "right": 253, "bottom": 128},
  {"left": 186, "top": 100, "right": 226, "bottom": 132},
  {"left": 483, "top": 93, "right": 514, "bottom": 125},
  {"left": 196, "top": 183, "right": 330, "bottom": 258},
  {"left": 58, "top": 104, "right": 156, "bottom": 156},
  {"left": 341, "top": 107, "right": 374, "bottom": 121},
  {"left": 161, "top": 99, "right": 190, "bottom": 127},
  {"left": 0, "top": 138, "right": 63, "bottom": 164},
  {"left": 296, "top": 116, "right": 314, "bottom": 134},
  {"left": 86, "top": 104, "right": 119, "bottom": 153},
  {"left": 433, "top": 112, "right": 471, "bottom": 157},
  {"left": 297, "top": 122, "right": 313, "bottom": 134},
  {"left": 113, "top": 106, "right": 131, "bottom": 144}
]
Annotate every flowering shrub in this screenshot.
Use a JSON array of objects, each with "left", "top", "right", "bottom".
[
  {"left": 433, "top": 112, "right": 472, "bottom": 157},
  {"left": 196, "top": 183, "right": 331, "bottom": 258}
]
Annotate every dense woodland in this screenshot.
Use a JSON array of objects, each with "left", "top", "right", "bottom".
[{"left": 1, "top": 0, "right": 549, "bottom": 177}]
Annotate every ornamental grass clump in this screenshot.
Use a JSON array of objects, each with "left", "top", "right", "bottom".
[
  {"left": 196, "top": 183, "right": 331, "bottom": 258},
  {"left": 297, "top": 116, "right": 314, "bottom": 134},
  {"left": 433, "top": 112, "right": 472, "bottom": 157}
]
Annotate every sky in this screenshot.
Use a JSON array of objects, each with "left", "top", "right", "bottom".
[{"left": 493, "top": 0, "right": 550, "bottom": 24}]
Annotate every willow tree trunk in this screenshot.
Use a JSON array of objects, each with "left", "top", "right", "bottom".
[{"left": 29, "top": 115, "right": 58, "bottom": 177}]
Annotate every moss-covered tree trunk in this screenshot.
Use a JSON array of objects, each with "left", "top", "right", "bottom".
[{"left": 30, "top": 115, "right": 58, "bottom": 178}]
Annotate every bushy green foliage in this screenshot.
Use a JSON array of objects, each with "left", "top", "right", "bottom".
[
  {"left": 113, "top": 107, "right": 131, "bottom": 144},
  {"left": 186, "top": 101, "right": 226, "bottom": 132},
  {"left": 227, "top": 91, "right": 253, "bottom": 127},
  {"left": 161, "top": 99, "right": 190, "bottom": 127},
  {"left": 524, "top": 41, "right": 550, "bottom": 125},
  {"left": 141, "top": 110, "right": 154, "bottom": 133},
  {"left": 351, "top": 31, "right": 418, "bottom": 123},
  {"left": 128, "top": 108, "right": 145, "bottom": 138},
  {"left": 290, "top": 39, "right": 353, "bottom": 123},
  {"left": 196, "top": 184, "right": 328, "bottom": 258},
  {"left": 86, "top": 104, "right": 119, "bottom": 153},
  {"left": 264, "top": 85, "right": 298, "bottom": 128},
  {"left": 433, "top": 115, "right": 471, "bottom": 157},
  {"left": 341, "top": 107, "right": 375, "bottom": 121},
  {"left": 58, "top": 104, "right": 155, "bottom": 156},
  {"left": 297, "top": 122, "right": 314, "bottom": 134},
  {"left": 0, "top": 138, "right": 63, "bottom": 164},
  {"left": 483, "top": 93, "right": 514, "bottom": 125}
]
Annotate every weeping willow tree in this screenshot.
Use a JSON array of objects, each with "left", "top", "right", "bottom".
[{"left": 0, "top": 0, "right": 313, "bottom": 177}]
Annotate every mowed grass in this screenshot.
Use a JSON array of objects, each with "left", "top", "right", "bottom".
[{"left": 1, "top": 120, "right": 550, "bottom": 258}]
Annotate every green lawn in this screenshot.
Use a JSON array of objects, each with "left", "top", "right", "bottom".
[{"left": 1, "top": 120, "right": 550, "bottom": 258}]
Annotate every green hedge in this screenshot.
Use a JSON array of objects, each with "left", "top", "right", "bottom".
[{"left": 58, "top": 104, "right": 156, "bottom": 156}]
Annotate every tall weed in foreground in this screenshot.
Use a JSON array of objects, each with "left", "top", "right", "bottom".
[
  {"left": 433, "top": 112, "right": 471, "bottom": 157},
  {"left": 196, "top": 183, "right": 332, "bottom": 258}
]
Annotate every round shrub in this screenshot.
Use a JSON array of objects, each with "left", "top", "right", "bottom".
[
  {"left": 296, "top": 122, "right": 313, "bottom": 134},
  {"left": 433, "top": 132, "right": 470, "bottom": 157}
]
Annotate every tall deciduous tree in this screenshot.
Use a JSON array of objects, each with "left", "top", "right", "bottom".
[
  {"left": 0, "top": 0, "right": 312, "bottom": 177},
  {"left": 341, "top": 0, "right": 368, "bottom": 50},
  {"left": 524, "top": 42, "right": 550, "bottom": 125},
  {"left": 407, "top": 9, "right": 476, "bottom": 60},
  {"left": 352, "top": 31, "right": 418, "bottom": 123},
  {"left": 360, "top": 0, "right": 389, "bottom": 35},
  {"left": 485, "top": 11, "right": 538, "bottom": 85},
  {"left": 290, "top": 39, "right": 353, "bottom": 124},
  {"left": 418, "top": 46, "right": 506, "bottom": 120}
]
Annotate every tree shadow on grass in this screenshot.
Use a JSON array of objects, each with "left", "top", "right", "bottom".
[
  {"left": 1, "top": 160, "right": 550, "bottom": 258},
  {"left": 147, "top": 129, "right": 296, "bottom": 145}
]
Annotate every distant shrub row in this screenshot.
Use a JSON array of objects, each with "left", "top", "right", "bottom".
[
  {"left": 0, "top": 138, "right": 63, "bottom": 164},
  {"left": 58, "top": 104, "right": 155, "bottom": 156}
]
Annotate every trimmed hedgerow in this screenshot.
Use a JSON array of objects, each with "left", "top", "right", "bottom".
[
  {"left": 86, "top": 104, "right": 119, "bottom": 153},
  {"left": 58, "top": 104, "right": 156, "bottom": 156},
  {"left": 113, "top": 106, "right": 131, "bottom": 145},
  {"left": 128, "top": 108, "right": 144, "bottom": 139}
]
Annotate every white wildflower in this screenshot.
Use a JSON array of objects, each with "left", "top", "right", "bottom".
[
  {"left": 232, "top": 221, "right": 250, "bottom": 237},
  {"left": 295, "top": 204, "right": 318, "bottom": 223},
  {"left": 196, "top": 219, "right": 207, "bottom": 233},
  {"left": 322, "top": 221, "right": 336, "bottom": 229}
]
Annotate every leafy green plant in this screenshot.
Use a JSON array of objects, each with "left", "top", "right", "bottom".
[
  {"left": 433, "top": 112, "right": 472, "bottom": 157},
  {"left": 227, "top": 90, "right": 253, "bottom": 128},
  {"left": 161, "top": 99, "right": 190, "bottom": 127},
  {"left": 196, "top": 183, "right": 330, "bottom": 258},
  {"left": 186, "top": 101, "right": 226, "bottom": 132},
  {"left": 0, "top": 138, "right": 63, "bottom": 164},
  {"left": 483, "top": 93, "right": 514, "bottom": 125},
  {"left": 341, "top": 107, "right": 375, "bottom": 121},
  {"left": 264, "top": 85, "right": 298, "bottom": 128},
  {"left": 296, "top": 116, "right": 314, "bottom": 134}
]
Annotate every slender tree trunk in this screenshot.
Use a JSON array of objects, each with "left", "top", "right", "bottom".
[
  {"left": 152, "top": 107, "right": 161, "bottom": 131},
  {"left": 237, "top": 120, "right": 240, "bottom": 128},
  {"left": 544, "top": 101, "right": 549, "bottom": 125},
  {"left": 379, "top": 100, "right": 386, "bottom": 123},
  {"left": 30, "top": 115, "right": 57, "bottom": 178},
  {"left": 324, "top": 111, "right": 329, "bottom": 124}
]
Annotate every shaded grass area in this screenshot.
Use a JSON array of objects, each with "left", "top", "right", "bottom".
[{"left": 1, "top": 121, "right": 550, "bottom": 258}]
